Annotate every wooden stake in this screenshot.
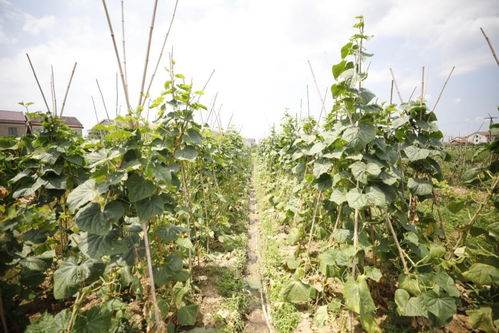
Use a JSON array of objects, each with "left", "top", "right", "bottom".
[
  {"left": 389, "top": 68, "right": 404, "bottom": 104},
  {"left": 115, "top": 72, "right": 119, "bottom": 117},
  {"left": 480, "top": 27, "right": 499, "bottom": 66},
  {"left": 26, "top": 53, "right": 51, "bottom": 113},
  {"left": 51, "top": 65, "right": 57, "bottom": 116},
  {"left": 91, "top": 96, "right": 99, "bottom": 123},
  {"left": 60, "top": 62, "right": 77, "bottom": 117},
  {"left": 96, "top": 79, "right": 110, "bottom": 119},
  {"left": 144, "top": 0, "right": 180, "bottom": 104},
  {"left": 101, "top": 0, "right": 132, "bottom": 112},
  {"left": 307, "top": 60, "right": 327, "bottom": 121},
  {"left": 408, "top": 86, "right": 417, "bottom": 102},
  {"left": 390, "top": 80, "right": 394, "bottom": 104},
  {"left": 431, "top": 66, "right": 455, "bottom": 112},
  {"left": 420, "top": 66, "right": 425, "bottom": 102},
  {"left": 121, "top": 0, "right": 128, "bottom": 85},
  {"left": 138, "top": 0, "right": 159, "bottom": 107}
]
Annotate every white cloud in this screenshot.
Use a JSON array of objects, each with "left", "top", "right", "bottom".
[{"left": 22, "top": 15, "right": 55, "bottom": 35}]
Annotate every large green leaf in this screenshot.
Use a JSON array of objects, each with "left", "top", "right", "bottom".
[
  {"left": 135, "top": 195, "right": 165, "bottom": 220},
  {"left": 78, "top": 231, "right": 128, "bottom": 259},
  {"left": 423, "top": 292, "right": 456, "bottom": 325},
  {"left": 313, "top": 159, "right": 332, "bottom": 177},
  {"left": 350, "top": 161, "right": 381, "bottom": 184},
  {"left": 67, "top": 179, "right": 101, "bottom": 212},
  {"left": 463, "top": 263, "right": 499, "bottom": 286},
  {"left": 330, "top": 188, "right": 347, "bottom": 205},
  {"left": 175, "top": 145, "right": 198, "bottom": 161},
  {"left": 394, "top": 289, "right": 427, "bottom": 317},
  {"left": 407, "top": 178, "right": 433, "bottom": 196},
  {"left": 342, "top": 123, "right": 376, "bottom": 149},
  {"left": 404, "top": 146, "right": 430, "bottom": 162},
  {"left": 126, "top": 173, "right": 156, "bottom": 202},
  {"left": 313, "top": 305, "right": 328, "bottom": 328},
  {"left": 343, "top": 276, "right": 381, "bottom": 333},
  {"left": 365, "top": 186, "right": 387, "bottom": 207},
  {"left": 346, "top": 188, "right": 369, "bottom": 209},
  {"left": 73, "top": 305, "right": 112, "bottom": 333},
  {"left": 466, "top": 307, "right": 496, "bottom": 333},
  {"left": 53, "top": 258, "right": 105, "bottom": 299},
  {"left": 75, "top": 203, "right": 111, "bottom": 236},
  {"left": 25, "top": 310, "right": 70, "bottom": 333},
  {"left": 177, "top": 304, "right": 199, "bottom": 326},
  {"left": 156, "top": 224, "right": 188, "bottom": 242},
  {"left": 281, "top": 279, "right": 316, "bottom": 304}
]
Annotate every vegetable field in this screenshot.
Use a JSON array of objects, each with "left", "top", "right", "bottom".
[{"left": 1, "top": 15, "right": 498, "bottom": 333}]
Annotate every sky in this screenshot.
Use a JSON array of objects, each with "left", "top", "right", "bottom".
[{"left": 0, "top": 0, "right": 498, "bottom": 140}]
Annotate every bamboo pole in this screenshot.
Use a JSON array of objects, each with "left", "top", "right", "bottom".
[
  {"left": 431, "top": 66, "right": 455, "bottom": 112},
  {"left": 389, "top": 68, "right": 404, "bottom": 104},
  {"left": 138, "top": 0, "right": 159, "bottom": 107},
  {"left": 101, "top": 0, "right": 132, "bottom": 112},
  {"left": 60, "top": 62, "right": 77, "bottom": 117},
  {"left": 50, "top": 65, "right": 57, "bottom": 116},
  {"left": 91, "top": 96, "right": 99, "bottom": 123},
  {"left": 480, "top": 27, "right": 499, "bottom": 66},
  {"left": 307, "top": 60, "right": 327, "bottom": 121},
  {"left": 144, "top": 0, "right": 180, "bottom": 104},
  {"left": 26, "top": 53, "right": 51, "bottom": 113},
  {"left": 96, "top": 79, "right": 110, "bottom": 119},
  {"left": 121, "top": 0, "right": 128, "bottom": 85}
]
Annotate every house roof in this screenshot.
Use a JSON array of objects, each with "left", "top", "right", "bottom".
[
  {"left": 0, "top": 110, "right": 83, "bottom": 129},
  {"left": 0, "top": 110, "right": 26, "bottom": 124},
  {"left": 468, "top": 131, "right": 494, "bottom": 137}
]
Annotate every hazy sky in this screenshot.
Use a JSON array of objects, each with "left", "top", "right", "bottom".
[{"left": 0, "top": 0, "right": 498, "bottom": 139}]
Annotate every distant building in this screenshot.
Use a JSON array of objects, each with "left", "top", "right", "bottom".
[
  {"left": 243, "top": 138, "right": 256, "bottom": 147},
  {"left": 450, "top": 131, "right": 496, "bottom": 145},
  {"left": 0, "top": 110, "right": 83, "bottom": 136},
  {"left": 466, "top": 131, "right": 493, "bottom": 145}
]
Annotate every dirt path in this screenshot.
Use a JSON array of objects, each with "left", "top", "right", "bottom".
[{"left": 243, "top": 184, "right": 271, "bottom": 333}]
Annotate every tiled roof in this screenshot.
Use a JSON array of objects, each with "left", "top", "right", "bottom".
[{"left": 0, "top": 110, "right": 25, "bottom": 124}]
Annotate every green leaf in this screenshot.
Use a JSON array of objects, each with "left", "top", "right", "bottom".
[
  {"left": 135, "top": 195, "right": 164, "bottom": 220},
  {"left": 103, "top": 200, "right": 125, "bottom": 222},
  {"left": 281, "top": 280, "right": 316, "bottom": 304},
  {"left": 25, "top": 310, "right": 70, "bottom": 333},
  {"left": 53, "top": 258, "right": 105, "bottom": 299},
  {"left": 332, "top": 60, "right": 347, "bottom": 79},
  {"left": 463, "top": 263, "right": 499, "bottom": 286},
  {"left": 466, "top": 307, "right": 496, "bottom": 333},
  {"left": 313, "top": 305, "right": 328, "bottom": 328},
  {"left": 150, "top": 164, "right": 172, "bottom": 184},
  {"left": 184, "top": 128, "right": 203, "bottom": 145},
  {"left": 156, "top": 224, "right": 188, "bottom": 242},
  {"left": 407, "top": 178, "right": 433, "bottom": 196},
  {"left": 428, "top": 245, "right": 446, "bottom": 259},
  {"left": 342, "top": 123, "right": 376, "bottom": 150},
  {"left": 340, "top": 42, "right": 353, "bottom": 58},
  {"left": 404, "top": 146, "right": 430, "bottom": 162},
  {"left": 177, "top": 304, "right": 199, "bottom": 326},
  {"left": 313, "top": 159, "right": 332, "bottom": 177},
  {"left": 346, "top": 188, "right": 369, "bottom": 209},
  {"left": 75, "top": 203, "right": 111, "bottom": 236},
  {"left": 67, "top": 179, "right": 101, "bottom": 212},
  {"left": 175, "top": 145, "right": 197, "bottom": 161},
  {"left": 126, "top": 173, "right": 156, "bottom": 202},
  {"left": 330, "top": 188, "right": 347, "bottom": 205},
  {"left": 350, "top": 162, "right": 381, "bottom": 183},
  {"left": 365, "top": 186, "right": 387, "bottom": 207},
  {"left": 424, "top": 292, "right": 456, "bottom": 324},
  {"left": 392, "top": 115, "right": 410, "bottom": 128},
  {"left": 78, "top": 231, "right": 128, "bottom": 259},
  {"left": 343, "top": 276, "right": 381, "bottom": 333},
  {"left": 394, "top": 289, "right": 427, "bottom": 317},
  {"left": 447, "top": 200, "right": 465, "bottom": 214},
  {"left": 73, "top": 305, "right": 112, "bottom": 333},
  {"left": 364, "top": 266, "right": 382, "bottom": 282}
]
